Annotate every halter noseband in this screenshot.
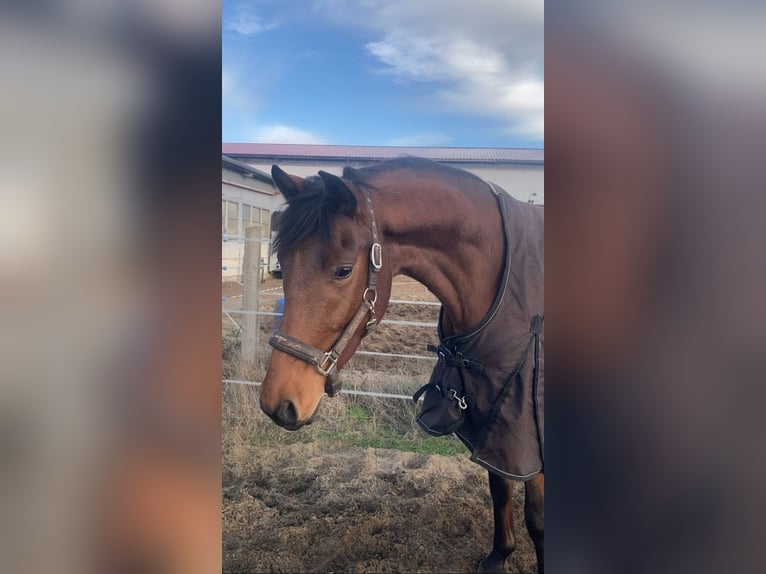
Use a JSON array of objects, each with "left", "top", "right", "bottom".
[{"left": 268, "top": 184, "right": 382, "bottom": 397}]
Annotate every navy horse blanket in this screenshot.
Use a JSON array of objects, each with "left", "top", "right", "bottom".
[{"left": 414, "top": 184, "right": 544, "bottom": 480}]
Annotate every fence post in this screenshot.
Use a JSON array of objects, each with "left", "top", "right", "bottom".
[{"left": 241, "top": 225, "right": 261, "bottom": 364}]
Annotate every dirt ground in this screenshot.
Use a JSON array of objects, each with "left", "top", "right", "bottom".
[
  {"left": 222, "top": 442, "right": 537, "bottom": 574},
  {"left": 222, "top": 277, "right": 539, "bottom": 573}
]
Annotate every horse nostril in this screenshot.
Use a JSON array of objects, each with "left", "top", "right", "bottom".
[
  {"left": 275, "top": 400, "right": 299, "bottom": 428},
  {"left": 259, "top": 397, "right": 275, "bottom": 417}
]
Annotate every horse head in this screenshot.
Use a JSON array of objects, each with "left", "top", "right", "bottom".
[{"left": 259, "top": 165, "right": 391, "bottom": 429}]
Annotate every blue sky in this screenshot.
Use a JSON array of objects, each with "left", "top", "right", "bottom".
[{"left": 222, "top": 0, "right": 543, "bottom": 148}]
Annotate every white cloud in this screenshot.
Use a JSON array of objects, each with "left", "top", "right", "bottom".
[
  {"left": 367, "top": 34, "right": 506, "bottom": 82},
  {"left": 319, "top": 0, "right": 544, "bottom": 140},
  {"left": 222, "top": 68, "right": 236, "bottom": 103},
  {"left": 222, "top": 67, "right": 258, "bottom": 115},
  {"left": 225, "top": 5, "right": 276, "bottom": 36},
  {"left": 250, "top": 124, "right": 329, "bottom": 144}
]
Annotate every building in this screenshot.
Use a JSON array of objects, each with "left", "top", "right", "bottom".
[
  {"left": 222, "top": 144, "right": 544, "bottom": 280},
  {"left": 222, "top": 143, "right": 544, "bottom": 205},
  {"left": 221, "top": 155, "right": 281, "bottom": 280}
]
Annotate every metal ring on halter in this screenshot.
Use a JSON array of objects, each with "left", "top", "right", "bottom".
[{"left": 363, "top": 287, "right": 378, "bottom": 306}]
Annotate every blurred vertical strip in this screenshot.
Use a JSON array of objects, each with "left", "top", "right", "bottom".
[
  {"left": 546, "top": 2, "right": 766, "bottom": 574},
  {"left": 0, "top": 2, "right": 221, "bottom": 574}
]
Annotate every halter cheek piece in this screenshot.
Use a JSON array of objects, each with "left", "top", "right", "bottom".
[{"left": 268, "top": 185, "right": 382, "bottom": 397}]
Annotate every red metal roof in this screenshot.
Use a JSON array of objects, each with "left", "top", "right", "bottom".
[{"left": 221, "top": 143, "right": 543, "bottom": 164}]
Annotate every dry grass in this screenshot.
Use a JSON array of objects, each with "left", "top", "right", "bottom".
[
  {"left": 222, "top": 327, "right": 466, "bottom": 457},
  {"left": 222, "top": 276, "right": 466, "bottom": 456}
]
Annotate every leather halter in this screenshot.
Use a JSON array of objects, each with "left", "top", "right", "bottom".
[{"left": 268, "top": 185, "right": 382, "bottom": 396}]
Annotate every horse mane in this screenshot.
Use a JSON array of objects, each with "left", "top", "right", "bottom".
[
  {"left": 273, "top": 175, "right": 343, "bottom": 252},
  {"left": 275, "top": 157, "right": 483, "bottom": 252}
]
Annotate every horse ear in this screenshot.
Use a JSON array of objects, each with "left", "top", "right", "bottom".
[
  {"left": 318, "top": 170, "right": 357, "bottom": 215},
  {"left": 271, "top": 165, "right": 303, "bottom": 201}
]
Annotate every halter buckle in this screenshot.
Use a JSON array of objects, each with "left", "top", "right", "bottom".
[
  {"left": 317, "top": 350, "right": 340, "bottom": 376},
  {"left": 370, "top": 242, "right": 382, "bottom": 271}
]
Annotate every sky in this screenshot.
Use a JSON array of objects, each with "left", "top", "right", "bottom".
[{"left": 222, "top": 0, "right": 543, "bottom": 148}]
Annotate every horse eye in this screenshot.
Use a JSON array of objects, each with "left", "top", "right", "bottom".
[{"left": 334, "top": 265, "right": 353, "bottom": 280}]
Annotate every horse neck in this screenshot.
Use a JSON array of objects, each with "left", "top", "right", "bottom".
[{"left": 372, "top": 175, "right": 505, "bottom": 336}]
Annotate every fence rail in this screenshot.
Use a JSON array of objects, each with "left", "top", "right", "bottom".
[
  {"left": 224, "top": 230, "right": 439, "bottom": 372},
  {"left": 223, "top": 378, "right": 422, "bottom": 401},
  {"left": 222, "top": 307, "right": 438, "bottom": 329}
]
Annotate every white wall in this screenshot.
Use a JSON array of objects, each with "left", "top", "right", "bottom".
[
  {"left": 221, "top": 235, "right": 271, "bottom": 281},
  {"left": 465, "top": 165, "right": 543, "bottom": 204},
  {"left": 241, "top": 159, "right": 544, "bottom": 205},
  {"left": 221, "top": 168, "right": 282, "bottom": 210},
  {"left": 221, "top": 166, "right": 282, "bottom": 280},
  {"left": 221, "top": 239, "right": 244, "bottom": 281}
]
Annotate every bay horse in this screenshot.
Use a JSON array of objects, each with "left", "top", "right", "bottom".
[{"left": 260, "top": 157, "right": 544, "bottom": 573}]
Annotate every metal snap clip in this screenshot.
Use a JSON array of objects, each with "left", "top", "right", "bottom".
[{"left": 449, "top": 389, "right": 468, "bottom": 410}]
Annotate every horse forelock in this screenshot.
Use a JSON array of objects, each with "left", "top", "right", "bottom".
[{"left": 274, "top": 175, "right": 352, "bottom": 253}]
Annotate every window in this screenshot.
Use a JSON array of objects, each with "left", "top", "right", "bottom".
[
  {"left": 242, "top": 204, "right": 260, "bottom": 234},
  {"left": 225, "top": 201, "right": 238, "bottom": 236},
  {"left": 242, "top": 204, "right": 251, "bottom": 229},
  {"left": 223, "top": 203, "right": 271, "bottom": 239},
  {"left": 261, "top": 209, "right": 270, "bottom": 238}
]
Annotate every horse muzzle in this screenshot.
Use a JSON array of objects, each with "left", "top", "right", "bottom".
[{"left": 260, "top": 397, "right": 318, "bottom": 431}]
